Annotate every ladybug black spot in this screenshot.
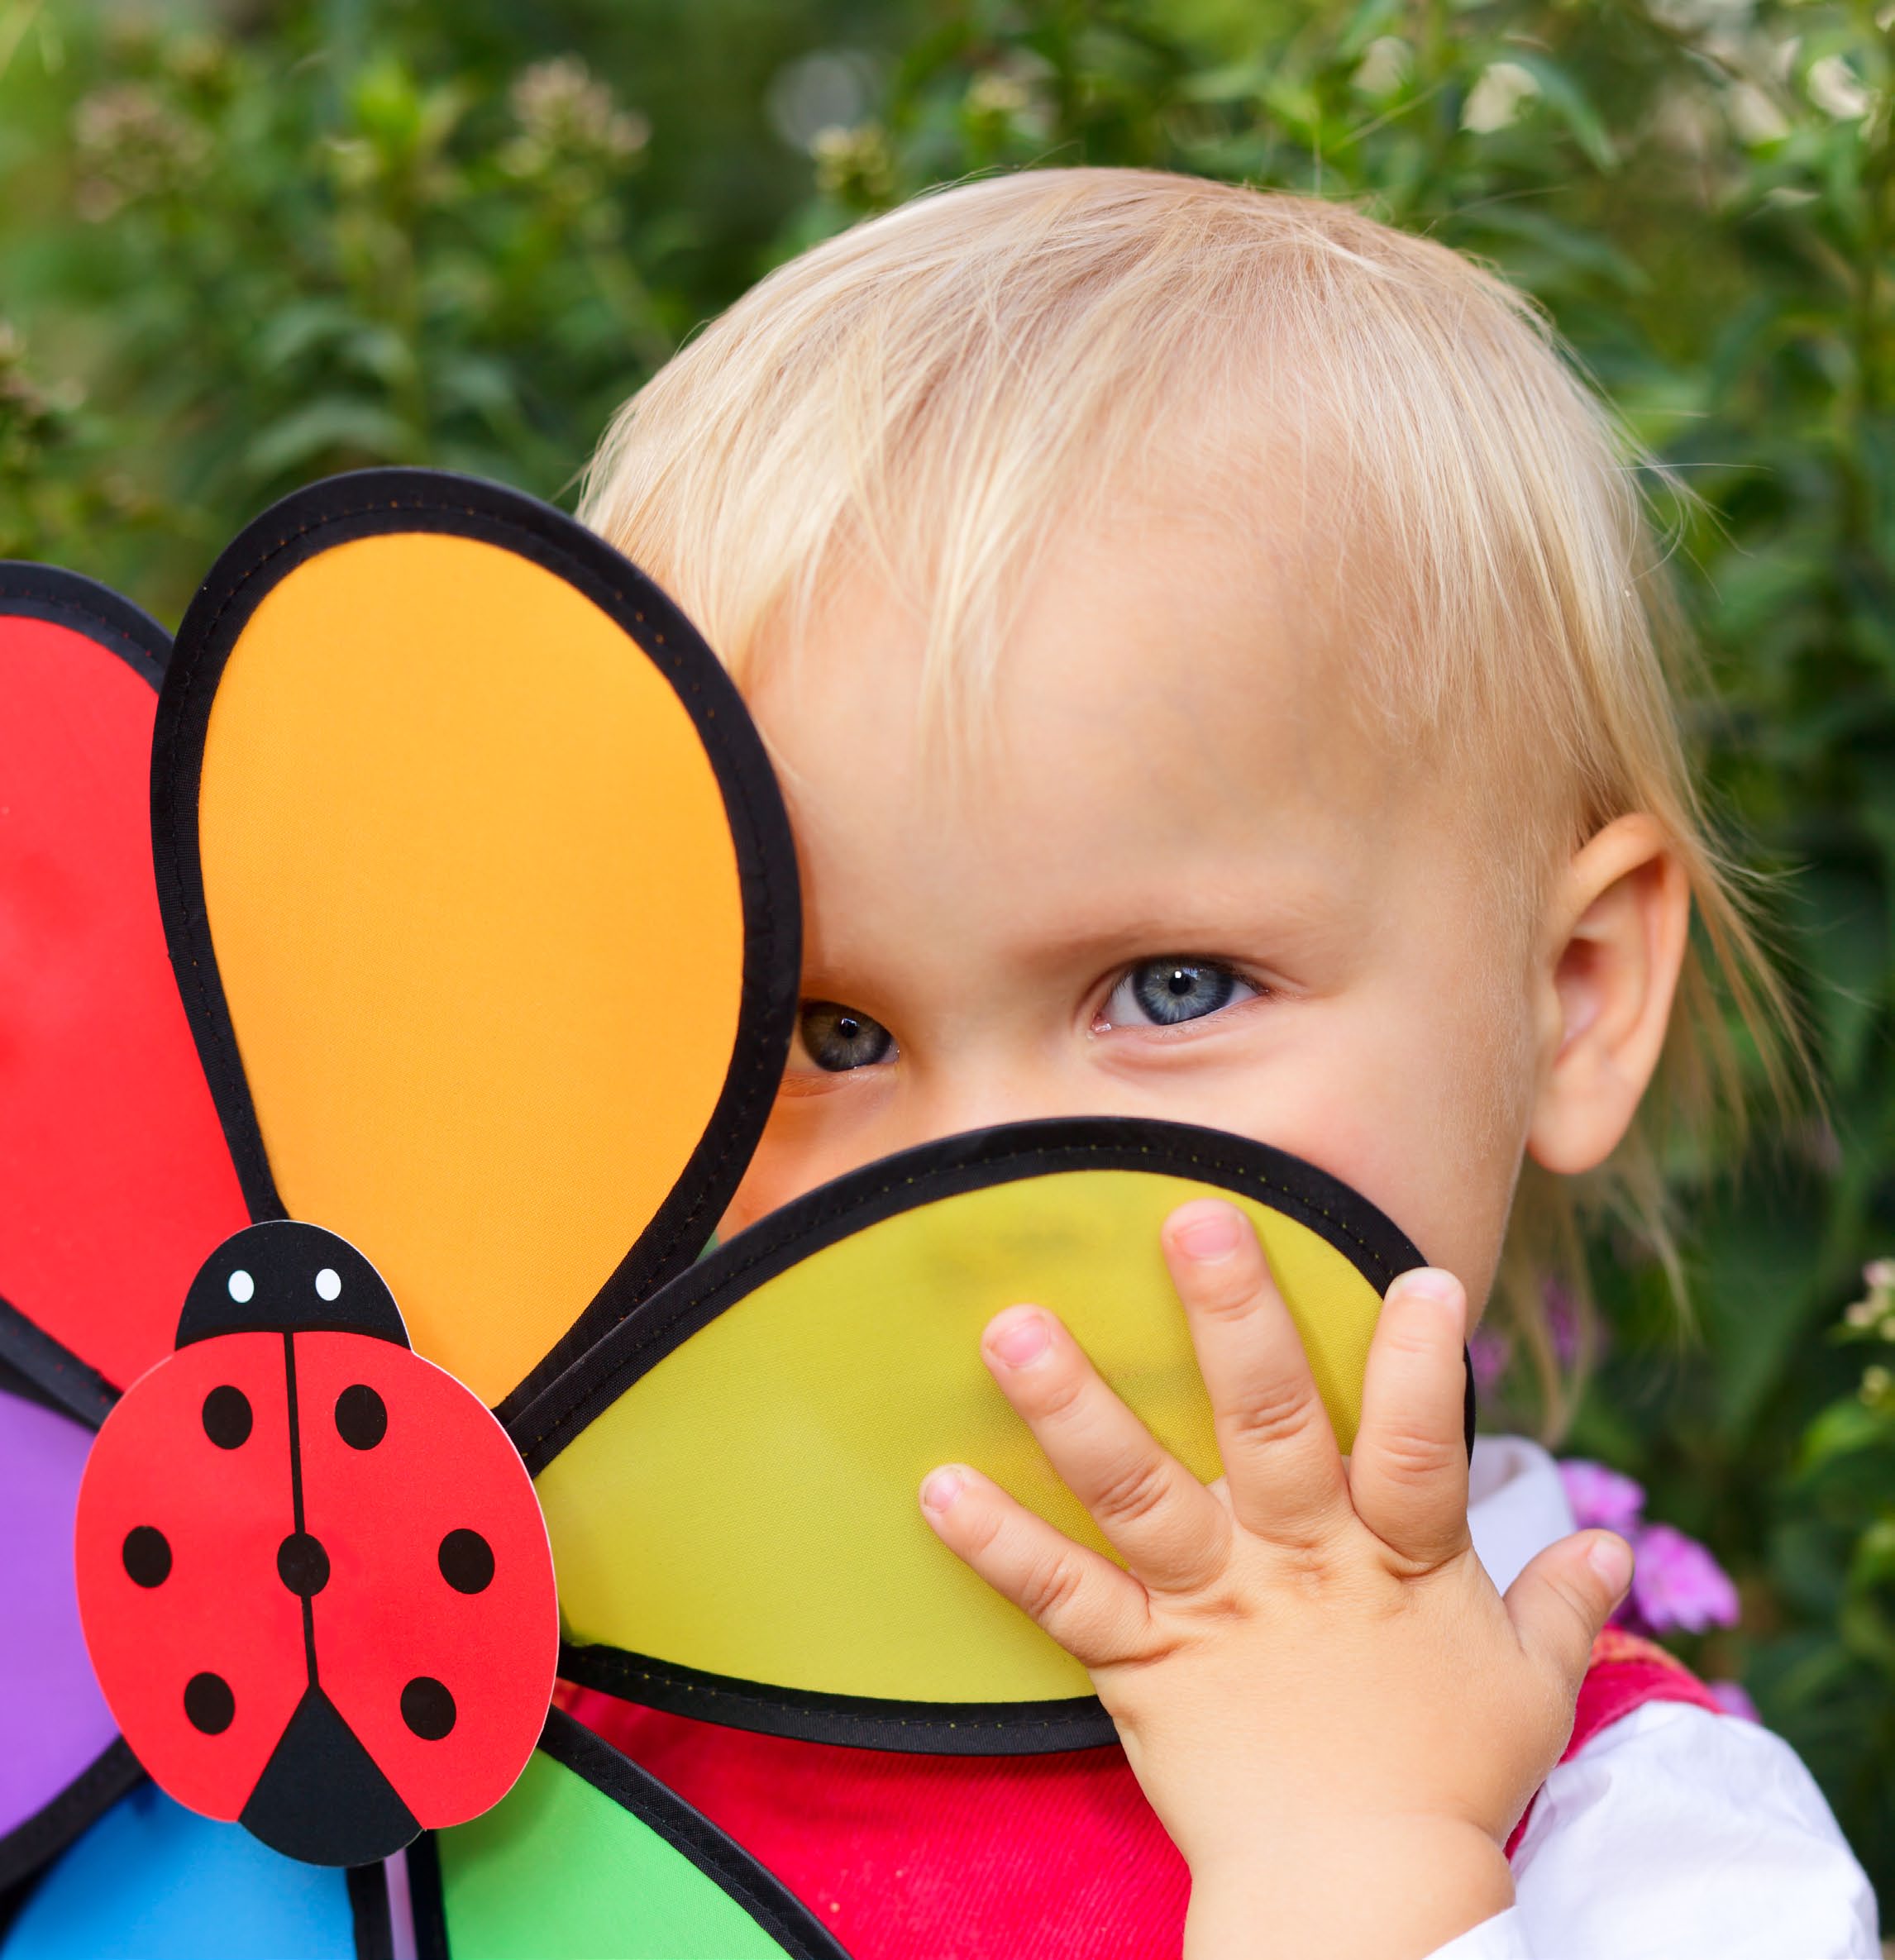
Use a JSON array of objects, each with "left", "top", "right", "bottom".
[
  {"left": 202, "top": 1385, "right": 253, "bottom": 1450},
  {"left": 437, "top": 1528, "right": 494, "bottom": 1595},
  {"left": 400, "top": 1676, "right": 456, "bottom": 1741},
  {"left": 184, "top": 1672, "right": 235, "bottom": 1734},
  {"left": 122, "top": 1526, "right": 172, "bottom": 1588},
  {"left": 335, "top": 1384, "right": 387, "bottom": 1451},
  {"left": 276, "top": 1531, "right": 331, "bottom": 1598}
]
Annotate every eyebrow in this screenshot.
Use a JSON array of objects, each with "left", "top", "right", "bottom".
[{"left": 995, "top": 880, "right": 1363, "bottom": 977}]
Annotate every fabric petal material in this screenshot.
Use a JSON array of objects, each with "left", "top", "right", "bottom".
[
  {"left": 0, "top": 1390, "right": 119, "bottom": 1843},
  {"left": 0, "top": 1784, "right": 360, "bottom": 1959},
  {"left": 416, "top": 1710, "right": 843, "bottom": 1959},
  {"left": 0, "top": 580, "right": 248, "bottom": 1400}
]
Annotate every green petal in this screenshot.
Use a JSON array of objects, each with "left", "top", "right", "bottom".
[{"left": 421, "top": 1714, "right": 840, "bottom": 1960}]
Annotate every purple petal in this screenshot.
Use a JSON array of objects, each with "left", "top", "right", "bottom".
[
  {"left": 1544, "top": 1280, "right": 1587, "bottom": 1367},
  {"left": 1557, "top": 1457, "right": 1646, "bottom": 1534},
  {"left": 1468, "top": 1327, "right": 1511, "bottom": 1393},
  {"left": 1628, "top": 1523, "right": 1741, "bottom": 1634},
  {"left": 0, "top": 1389, "right": 121, "bottom": 1838},
  {"left": 1709, "top": 1680, "right": 1760, "bottom": 1723}
]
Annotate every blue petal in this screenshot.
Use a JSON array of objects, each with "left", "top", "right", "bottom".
[{"left": 4, "top": 1785, "right": 356, "bottom": 1959}]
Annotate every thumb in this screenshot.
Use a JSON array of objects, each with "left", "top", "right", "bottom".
[{"left": 1505, "top": 1530, "right": 1634, "bottom": 1688}]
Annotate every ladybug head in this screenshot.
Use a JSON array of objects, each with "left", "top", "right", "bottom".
[{"left": 176, "top": 1221, "right": 409, "bottom": 1349}]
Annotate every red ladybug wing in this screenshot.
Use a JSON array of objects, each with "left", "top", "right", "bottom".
[
  {"left": 295, "top": 1334, "right": 557, "bottom": 1829},
  {"left": 0, "top": 596, "right": 248, "bottom": 1395},
  {"left": 73, "top": 1334, "right": 307, "bottom": 1818}
]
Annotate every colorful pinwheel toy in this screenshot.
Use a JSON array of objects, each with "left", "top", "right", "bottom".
[{"left": 0, "top": 472, "right": 1448, "bottom": 1958}]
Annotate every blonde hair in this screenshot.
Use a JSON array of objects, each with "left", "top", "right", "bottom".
[{"left": 580, "top": 166, "right": 1801, "bottom": 1433}]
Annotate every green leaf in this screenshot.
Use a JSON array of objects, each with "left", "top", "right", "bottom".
[
  {"left": 1505, "top": 53, "right": 1616, "bottom": 173},
  {"left": 1700, "top": 1195, "right": 1828, "bottom": 1438},
  {"left": 1801, "top": 1398, "right": 1889, "bottom": 1472},
  {"left": 241, "top": 398, "right": 415, "bottom": 478}
]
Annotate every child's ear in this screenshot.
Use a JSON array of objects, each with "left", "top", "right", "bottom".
[{"left": 1525, "top": 813, "right": 1692, "bottom": 1176}]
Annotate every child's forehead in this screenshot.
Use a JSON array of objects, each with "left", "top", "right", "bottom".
[
  {"left": 771, "top": 494, "right": 1409, "bottom": 808},
  {"left": 750, "top": 499, "right": 1465, "bottom": 944}
]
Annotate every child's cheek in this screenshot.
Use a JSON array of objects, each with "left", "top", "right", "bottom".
[{"left": 1209, "top": 1036, "right": 1516, "bottom": 1314}]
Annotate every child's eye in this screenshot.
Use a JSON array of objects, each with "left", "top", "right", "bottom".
[
  {"left": 795, "top": 1000, "right": 897, "bottom": 1071},
  {"left": 1097, "top": 958, "right": 1260, "bottom": 1030}
]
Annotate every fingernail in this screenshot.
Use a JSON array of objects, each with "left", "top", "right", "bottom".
[
  {"left": 987, "top": 1309, "right": 1051, "bottom": 1368},
  {"left": 920, "top": 1466, "right": 966, "bottom": 1514},
  {"left": 1391, "top": 1268, "right": 1462, "bottom": 1311},
  {"left": 1587, "top": 1533, "right": 1635, "bottom": 1600},
  {"left": 1171, "top": 1201, "right": 1243, "bottom": 1262}
]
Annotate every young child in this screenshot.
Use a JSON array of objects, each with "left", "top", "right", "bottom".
[{"left": 567, "top": 169, "right": 1878, "bottom": 1957}]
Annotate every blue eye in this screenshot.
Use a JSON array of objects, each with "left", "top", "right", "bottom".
[
  {"left": 797, "top": 1001, "right": 896, "bottom": 1071},
  {"left": 1102, "top": 959, "right": 1258, "bottom": 1029}
]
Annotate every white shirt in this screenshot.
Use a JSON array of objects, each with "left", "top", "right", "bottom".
[{"left": 1439, "top": 1438, "right": 1880, "bottom": 1960}]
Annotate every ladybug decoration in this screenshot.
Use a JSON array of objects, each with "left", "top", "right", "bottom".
[{"left": 74, "top": 1220, "right": 559, "bottom": 1867}]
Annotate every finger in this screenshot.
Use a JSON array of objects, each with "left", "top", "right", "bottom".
[
  {"left": 1160, "top": 1199, "right": 1348, "bottom": 1542},
  {"left": 978, "top": 1305, "right": 1229, "bottom": 1594},
  {"left": 919, "top": 1462, "right": 1149, "bottom": 1667},
  {"left": 1506, "top": 1531, "right": 1635, "bottom": 1693},
  {"left": 1348, "top": 1268, "right": 1473, "bottom": 1567}
]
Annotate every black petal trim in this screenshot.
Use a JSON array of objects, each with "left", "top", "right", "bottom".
[
  {"left": 0, "top": 562, "right": 169, "bottom": 684},
  {"left": 405, "top": 1835, "right": 447, "bottom": 1960},
  {"left": 0, "top": 1298, "right": 117, "bottom": 1428},
  {"left": 560, "top": 1643, "right": 1118, "bottom": 1755},
  {"left": 346, "top": 1862, "right": 396, "bottom": 1960},
  {"left": 0, "top": 1738, "right": 143, "bottom": 1895}
]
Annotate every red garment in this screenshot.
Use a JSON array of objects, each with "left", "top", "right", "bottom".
[
  {"left": 1503, "top": 1626, "right": 1726, "bottom": 1857},
  {"left": 565, "top": 1630, "right": 1723, "bottom": 1960}
]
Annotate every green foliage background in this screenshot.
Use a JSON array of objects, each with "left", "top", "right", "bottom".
[{"left": 3, "top": 0, "right": 1893, "bottom": 1911}]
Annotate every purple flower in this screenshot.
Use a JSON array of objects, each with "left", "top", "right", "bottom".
[
  {"left": 1468, "top": 1326, "right": 1511, "bottom": 1393},
  {"left": 1628, "top": 1524, "right": 1740, "bottom": 1634},
  {"left": 1544, "top": 1279, "right": 1587, "bottom": 1368},
  {"left": 1558, "top": 1457, "right": 1646, "bottom": 1535},
  {"left": 1708, "top": 1680, "right": 1759, "bottom": 1723}
]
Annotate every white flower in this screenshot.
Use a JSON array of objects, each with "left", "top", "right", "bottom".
[
  {"left": 1352, "top": 37, "right": 1411, "bottom": 99},
  {"left": 1807, "top": 53, "right": 1869, "bottom": 120},
  {"left": 1726, "top": 81, "right": 1789, "bottom": 145},
  {"left": 1463, "top": 61, "right": 1540, "bottom": 135}
]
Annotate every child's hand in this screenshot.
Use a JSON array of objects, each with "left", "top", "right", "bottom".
[{"left": 919, "top": 1199, "right": 1634, "bottom": 1960}]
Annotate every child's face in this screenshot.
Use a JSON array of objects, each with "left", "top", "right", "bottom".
[{"left": 723, "top": 503, "right": 1544, "bottom": 1314}]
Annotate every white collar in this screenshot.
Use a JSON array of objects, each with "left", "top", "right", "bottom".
[{"left": 1466, "top": 1435, "right": 1576, "bottom": 1593}]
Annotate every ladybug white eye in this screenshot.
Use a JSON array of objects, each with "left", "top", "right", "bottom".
[
  {"left": 227, "top": 1270, "right": 255, "bottom": 1304},
  {"left": 315, "top": 1267, "right": 341, "bottom": 1301}
]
